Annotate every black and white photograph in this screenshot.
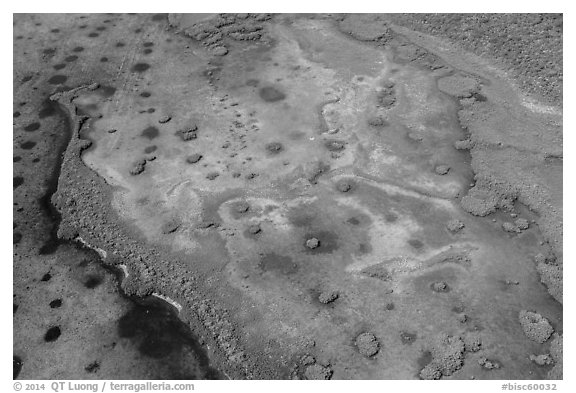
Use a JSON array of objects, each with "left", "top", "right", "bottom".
[{"left": 9, "top": 3, "right": 568, "bottom": 389}]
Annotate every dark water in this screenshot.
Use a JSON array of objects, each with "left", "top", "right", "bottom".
[
  {"left": 37, "top": 98, "right": 71, "bottom": 255},
  {"left": 13, "top": 356, "right": 23, "bottom": 379},
  {"left": 117, "top": 295, "right": 222, "bottom": 379}
]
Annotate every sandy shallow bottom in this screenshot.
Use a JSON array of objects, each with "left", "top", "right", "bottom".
[{"left": 13, "top": 13, "right": 562, "bottom": 380}]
